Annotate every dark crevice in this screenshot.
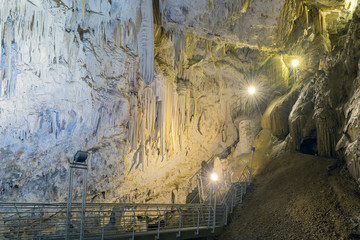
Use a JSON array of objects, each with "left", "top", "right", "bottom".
[{"left": 300, "top": 138, "right": 317, "bottom": 155}]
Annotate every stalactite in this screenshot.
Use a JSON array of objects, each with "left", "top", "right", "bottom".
[
  {"left": 178, "top": 94, "right": 186, "bottom": 150},
  {"left": 240, "top": 0, "right": 250, "bottom": 14},
  {"left": 139, "top": 106, "right": 145, "bottom": 171},
  {"left": 138, "top": 0, "right": 154, "bottom": 85},
  {"left": 129, "top": 95, "right": 138, "bottom": 150},
  {"left": 185, "top": 89, "right": 191, "bottom": 138},
  {"left": 127, "top": 72, "right": 198, "bottom": 169},
  {"left": 82, "top": 0, "right": 86, "bottom": 20},
  {"left": 158, "top": 100, "right": 165, "bottom": 160},
  {"left": 174, "top": 32, "right": 186, "bottom": 78},
  {"left": 171, "top": 90, "right": 178, "bottom": 150}
]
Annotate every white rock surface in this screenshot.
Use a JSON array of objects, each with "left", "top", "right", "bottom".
[{"left": 160, "top": 0, "right": 286, "bottom": 49}]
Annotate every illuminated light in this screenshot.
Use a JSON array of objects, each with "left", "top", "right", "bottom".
[
  {"left": 347, "top": 0, "right": 357, "bottom": 12},
  {"left": 211, "top": 173, "right": 218, "bottom": 182},
  {"left": 248, "top": 87, "right": 256, "bottom": 95},
  {"left": 292, "top": 59, "right": 299, "bottom": 68}
]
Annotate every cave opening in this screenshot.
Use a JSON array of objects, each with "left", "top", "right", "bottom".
[{"left": 300, "top": 138, "right": 317, "bottom": 155}]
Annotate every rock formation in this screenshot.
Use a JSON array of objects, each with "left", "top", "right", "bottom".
[{"left": 0, "top": 0, "right": 359, "bottom": 204}]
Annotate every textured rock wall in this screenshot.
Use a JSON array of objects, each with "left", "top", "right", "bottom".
[
  {"left": 2, "top": 0, "right": 360, "bottom": 205},
  {"left": 1, "top": 0, "right": 284, "bottom": 203},
  {"left": 0, "top": 0, "right": 144, "bottom": 202},
  {"left": 160, "top": 0, "right": 286, "bottom": 50},
  {"left": 265, "top": 0, "right": 360, "bottom": 185}
]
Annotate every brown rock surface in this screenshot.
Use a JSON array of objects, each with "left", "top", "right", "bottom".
[{"left": 218, "top": 152, "right": 360, "bottom": 240}]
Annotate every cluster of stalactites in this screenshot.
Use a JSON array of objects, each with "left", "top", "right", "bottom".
[
  {"left": 73, "top": 0, "right": 87, "bottom": 20},
  {"left": 127, "top": 68, "right": 196, "bottom": 171},
  {"left": 0, "top": 0, "right": 142, "bottom": 98}
]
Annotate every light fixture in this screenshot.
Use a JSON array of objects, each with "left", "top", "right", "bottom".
[
  {"left": 291, "top": 59, "right": 299, "bottom": 68},
  {"left": 248, "top": 86, "right": 256, "bottom": 95},
  {"left": 74, "top": 150, "right": 88, "bottom": 163},
  {"left": 211, "top": 173, "right": 218, "bottom": 182}
]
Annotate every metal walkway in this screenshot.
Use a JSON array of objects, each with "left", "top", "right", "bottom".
[
  {"left": 0, "top": 179, "right": 248, "bottom": 240},
  {"left": 0, "top": 147, "right": 255, "bottom": 240}
]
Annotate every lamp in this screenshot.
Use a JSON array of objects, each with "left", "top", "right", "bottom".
[
  {"left": 291, "top": 59, "right": 300, "bottom": 83},
  {"left": 74, "top": 150, "right": 88, "bottom": 163},
  {"left": 211, "top": 173, "right": 218, "bottom": 182},
  {"left": 291, "top": 59, "right": 299, "bottom": 68},
  {"left": 248, "top": 86, "right": 256, "bottom": 95}
]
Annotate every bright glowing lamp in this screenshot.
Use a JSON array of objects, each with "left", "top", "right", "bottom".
[
  {"left": 248, "top": 87, "right": 256, "bottom": 95},
  {"left": 292, "top": 59, "right": 299, "bottom": 68},
  {"left": 211, "top": 173, "right": 218, "bottom": 182}
]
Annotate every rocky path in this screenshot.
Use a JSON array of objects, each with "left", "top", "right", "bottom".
[{"left": 217, "top": 152, "right": 360, "bottom": 240}]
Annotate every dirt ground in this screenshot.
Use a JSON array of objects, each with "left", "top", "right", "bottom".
[{"left": 217, "top": 152, "right": 360, "bottom": 240}]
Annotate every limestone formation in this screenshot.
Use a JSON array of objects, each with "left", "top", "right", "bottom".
[{"left": 1, "top": 0, "right": 360, "bottom": 205}]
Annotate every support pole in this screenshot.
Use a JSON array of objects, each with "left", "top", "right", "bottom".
[
  {"left": 212, "top": 184, "right": 217, "bottom": 233},
  {"left": 80, "top": 169, "right": 88, "bottom": 240},
  {"left": 208, "top": 183, "right": 212, "bottom": 228},
  {"left": 66, "top": 167, "right": 73, "bottom": 240}
]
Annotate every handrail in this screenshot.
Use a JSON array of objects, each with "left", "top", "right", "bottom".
[
  {"left": 0, "top": 180, "right": 246, "bottom": 240},
  {"left": 0, "top": 146, "right": 256, "bottom": 239}
]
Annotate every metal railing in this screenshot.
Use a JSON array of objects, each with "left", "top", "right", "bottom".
[
  {"left": 0, "top": 179, "right": 246, "bottom": 240},
  {"left": 0, "top": 200, "right": 232, "bottom": 240},
  {"left": 0, "top": 147, "right": 255, "bottom": 239},
  {"left": 187, "top": 146, "right": 255, "bottom": 205}
]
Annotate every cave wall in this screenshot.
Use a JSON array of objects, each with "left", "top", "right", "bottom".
[
  {"left": 0, "top": 0, "right": 144, "bottom": 202},
  {"left": 0, "top": 0, "right": 285, "bottom": 203},
  {"left": 2, "top": 0, "right": 360, "bottom": 204},
  {"left": 263, "top": 0, "right": 360, "bottom": 185}
]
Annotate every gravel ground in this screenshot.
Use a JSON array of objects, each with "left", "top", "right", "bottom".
[{"left": 216, "top": 152, "right": 360, "bottom": 240}]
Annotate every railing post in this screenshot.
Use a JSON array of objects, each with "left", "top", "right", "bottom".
[
  {"left": 231, "top": 189, "right": 235, "bottom": 213},
  {"left": 197, "top": 175, "right": 202, "bottom": 203},
  {"left": 212, "top": 185, "right": 217, "bottom": 233},
  {"left": 208, "top": 183, "right": 212, "bottom": 228},
  {"left": 163, "top": 207, "right": 168, "bottom": 228},
  {"left": 195, "top": 207, "right": 200, "bottom": 235},
  {"left": 101, "top": 206, "right": 105, "bottom": 240},
  {"left": 249, "top": 146, "right": 255, "bottom": 185},
  {"left": 39, "top": 207, "right": 43, "bottom": 240},
  {"left": 144, "top": 207, "right": 149, "bottom": 233},
  {"left": 14, "top": 204, "right": 20, "bottom": 240},
  {"left": 131, "top": 206, "right": 135, "bottom": 240},
  {"left": 239, "top": 184, "right": 243, "bottom": 203},
  {"left": 224, "top": 204, "right": 228, "bottom": 226},
  {"left": 66, "top": 167, "right": 73, "bottom": 240},
  {"left": 176, "top": 208, "right": 182, "bottom": 237},
  {"left": 80, "top": 169, "right": 88, "bottom": 240},
  {"left": 199, "top": 174, "right": 205, "bottom": 202},
  {"left": 156, "top": 206, "right": 161, "bottom": 240},
  {"left": 123, "top": 207, "right": 126, "bottom": 231}
]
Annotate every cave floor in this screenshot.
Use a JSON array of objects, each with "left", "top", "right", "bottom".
[{"left": 217, "top": 152, "right": 360, "bottom": 240}]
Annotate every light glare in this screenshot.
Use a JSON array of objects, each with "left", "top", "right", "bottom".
[
  {"left": 292, "top": 59, "right": 299, "bottom": 68},
  {"left": 248, "top": 87, "right": 256, "bottom": 95},
  {"left": 211, "top": 173, "right": 218, "bottom": 182}
]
